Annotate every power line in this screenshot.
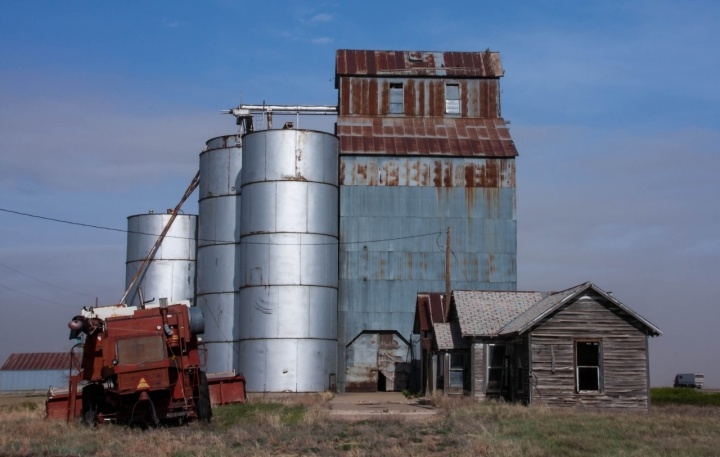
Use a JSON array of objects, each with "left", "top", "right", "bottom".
[
  {"left": 0, "top": 283, "right": 74, "bottom": 308},
  {"left": 0, "top": 262, "right": 97, "bottom": 298},
  {"left": 1, "top": 207, "right": 442, "bottom": 246}
]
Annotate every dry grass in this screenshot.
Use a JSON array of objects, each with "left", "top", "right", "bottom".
[{"left": 1, "top": 394, "right": 719, "bottom": 456}]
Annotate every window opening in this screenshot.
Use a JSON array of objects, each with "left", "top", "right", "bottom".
[
  {"left": 390, "top": 83, "right": 404, "bottom": 114},
  {"left": 445, "top": 83, "right": 460, "bottom": 115},
  {"left": 576, "top": 341, "right": 602, "bottom": 392},
  {"left": 449, "top": 353, "right": 464, "bottom": 387},
  {"left": 486, "top": 344, "right": 507, "bottom": 392}
]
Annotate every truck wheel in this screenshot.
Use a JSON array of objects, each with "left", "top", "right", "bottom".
[
  {"left": 81, "top": 383, "right": 104, "bottom": 426},
  {"left": 197, "top": 371, "right": 212, "bottom": 423}
]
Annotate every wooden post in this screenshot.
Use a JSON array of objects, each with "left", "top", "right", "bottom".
[{"left": 444, "top": 226, "right": 452, "bottom": 320}]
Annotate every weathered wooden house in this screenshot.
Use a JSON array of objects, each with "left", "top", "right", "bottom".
[{"left": 415, "top": 282, "right": 662, "bottom": 410}]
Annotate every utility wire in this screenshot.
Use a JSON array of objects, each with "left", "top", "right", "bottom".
[
  {"left": 0, "top": 283, "right": 74, "bottom": 308},
  {"left": 1, "top": 207, "right": 442, "bottom": 246},
  {"left": 0, "top": 262, "right": 96, "bottom": 298}
]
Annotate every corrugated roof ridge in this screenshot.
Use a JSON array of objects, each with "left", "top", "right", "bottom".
[{"left": 1, "top": 352, "right": 76, "bottom": 371}]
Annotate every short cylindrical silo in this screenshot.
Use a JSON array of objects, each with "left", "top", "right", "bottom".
[
  {"left": 196, "top": 135, "right": 242, "bottom": 375},
  {"left": 125, "top": 212, "right": 197, "bottom": 306},
  {"left": 239, "top": 129, "right": 339, "bottom": 392}
]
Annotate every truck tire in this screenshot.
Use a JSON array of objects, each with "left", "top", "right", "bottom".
[
  {"left": 197, "top": 371, "right": 212, "bottom": 423},
  {"left": 81, "top": 383, "right": 105, "bottom": 426}
]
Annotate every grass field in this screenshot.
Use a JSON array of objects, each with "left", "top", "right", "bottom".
[{"left": 1, "top": 389, "right": 719, "bottom": 456}]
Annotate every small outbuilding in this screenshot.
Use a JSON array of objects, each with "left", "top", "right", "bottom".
[
  {"left": 415, "top": 282, "right": 662, "bottom": 410},
  {"left": 0, "top": 353, "right": 75, "bottom": 394}
]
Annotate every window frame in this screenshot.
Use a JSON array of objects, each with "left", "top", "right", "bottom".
[
  {"left": 445, "top": 83, "right": 460, "bottom": 115},
  {"left": 448, "top": 353, "right": 465, "bottom": 388},
  {"left": 575, "top": 339, "right": 603, "bottom": 393},
  {"left": 389, "top": 82, "right": 404, "bottom": 114},
  {"left": 485, "top": 344, "right": 508, "bottom": 393}
]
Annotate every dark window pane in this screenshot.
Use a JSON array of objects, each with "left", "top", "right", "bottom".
[
  {"left": 578, "top": 367, "right": 599, "bottom": 391},
  {"left": 489, "top": 346, "right": 506, "bottom": 367},
  {"left": 577, "top": 341, "right": 600, "bottom": 366}
]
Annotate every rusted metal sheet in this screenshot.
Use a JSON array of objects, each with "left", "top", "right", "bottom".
[
  {"left": 207, "top": 373, "right": 247, "bottom": 405},
  {"left": 336, "top": 50, "right": 504, "bottom": 78},
  {"left": 338, "top": 78, "right": 500, "bottom": 117},
  {"left": 337, "top": 117, "right": 516, "bottom": 157},
  {"left": 340, "top": 156, "right": 515, "bottom": 187},
  {"left": 1, "top": 352, "right": 79, "bottom": 371},
  {"left": 345, "top": 331, "right": 411, "bottom": 392}
]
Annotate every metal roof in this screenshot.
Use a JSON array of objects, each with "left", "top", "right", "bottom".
[
  {"left": 1, "top": 352, "right": 78, "bottom": 371},
  {"left": 414, "top": 292, "right": 448, "bottom": 334},
  {"left": 337, "top": 117, "right": 517, "bottom": 157},
  {"left": 336, "top": 50, "right": 504, "bottom": 78},
  {"left": 453, "top": 291, "right": 544, "bottom": 337}
]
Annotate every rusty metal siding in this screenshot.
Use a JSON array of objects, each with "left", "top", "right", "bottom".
[
  {"left": 337, "top": 118, "right": 516, "bottom": 157},
  {"left": 336, "top": 50, "right": 504, "bottom": 78},
  {"left": 340, "top": 156, "right": 515, "bottom": 187},
  {"left": 338, "top": 78, "right": 500, "bottom": 118}
]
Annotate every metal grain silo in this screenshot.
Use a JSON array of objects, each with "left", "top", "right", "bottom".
[
  {"left": 238, "top": 129, "right": 338, "bottom": 392},
  {"left": 125, "top": 212, "right": 197, "bottom": 306},
  {"left": 196, "top": 135, "right": 242, "bottom": 374}
]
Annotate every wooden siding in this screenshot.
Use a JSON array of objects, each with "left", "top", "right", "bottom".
[
  {"left": 471, "top": 342, "right": 485, "bottom": 399},
  {"left": 338, "top": 77, "right": 500, "bottom": 118},
  {"left": 529, "top": 295, "right": 650, "bottom": 410}
]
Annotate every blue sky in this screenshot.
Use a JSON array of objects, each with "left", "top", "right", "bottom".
[{"left": 1, "top": 1, "right": 718, "bottom": 387}]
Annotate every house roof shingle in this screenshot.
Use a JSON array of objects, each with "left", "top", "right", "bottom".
[
  {"left": 435, "top": 321, "right": 468, "bottom": 350},
  {"left": 453, "top": 290, "right": 544, "bottom": 337}
]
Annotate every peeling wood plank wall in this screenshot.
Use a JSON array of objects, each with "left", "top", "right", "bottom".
[
  {"left": 471, "top": 342, "right": 486, "bottom": 399},
  {"left": 529, "top": 295, "right": 650, "bottom": 410}
]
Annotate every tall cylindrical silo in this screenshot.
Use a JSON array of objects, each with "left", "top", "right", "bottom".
[
  {"left": 125, "top": 212, "right": 197, "bottom": 306},
  {"left": 239, "top": 129, "right": 339, "bottom": 392},
  {"left": 197, "top": 135, "right": 242, "bottom": 374}
]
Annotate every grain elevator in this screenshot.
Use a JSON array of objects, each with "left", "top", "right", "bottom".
[{"left": 129, "top": 49, "right": 518, "bottom": 393}]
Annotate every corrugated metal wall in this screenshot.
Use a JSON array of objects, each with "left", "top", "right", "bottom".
[
  {"left": 0, "top": 370, "right": 68, "bottom": 392},
  {"left": 335, "top": 49, "right": 518, "bottom": 392}
]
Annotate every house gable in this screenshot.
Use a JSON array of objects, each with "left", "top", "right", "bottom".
[{"left": 527, "top": 293, "right": 653, "bottom": 409}]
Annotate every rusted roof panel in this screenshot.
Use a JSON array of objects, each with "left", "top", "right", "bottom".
[
  {"left": 336, "top": 50, "right": 504, "bottom": 78},
  {"left": 1, "top": 352, "right": 78, "bottom": 371},
  {"left": 337, "top": 117, "right": 517, "bottom": 157},
  {"left": 415, "top": 292, "right": 448, "bottom": 333}
]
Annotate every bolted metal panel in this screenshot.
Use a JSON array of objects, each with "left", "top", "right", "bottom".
[
  {"left": 195, "top": 293, "right": 239, "bottom": 374},
  {"left": 238, "top": 129, "right": 339, "bottom": 392},
  {"left": 238, "top": 339, "right": 337, "bottom": 392},
  {"left": 197, "top": 134, "right": 243, "bottom": 375},
  {"left": 125, "top": 213, "right": 197, "bottom": 307}
]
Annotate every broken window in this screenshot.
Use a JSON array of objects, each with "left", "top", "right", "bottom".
[
  {"left": 486, "top": 344, "right": 507, "bottom": 392},
  {"left": 448, "top": 353, "right": 465, "bottom": 387},
  {"left": 445, "top": 83, "right": 460, "bottom": 115},
  {"left": 390, "top": 83, "right": 404, "bottom": 114},
  {"left": 576, "top": 340, "right": 602, "bottom": 392}
]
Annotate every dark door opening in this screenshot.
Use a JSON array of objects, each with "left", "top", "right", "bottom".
[{"left": 377, "top": 371, "right": 387, "bottom": 391}]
